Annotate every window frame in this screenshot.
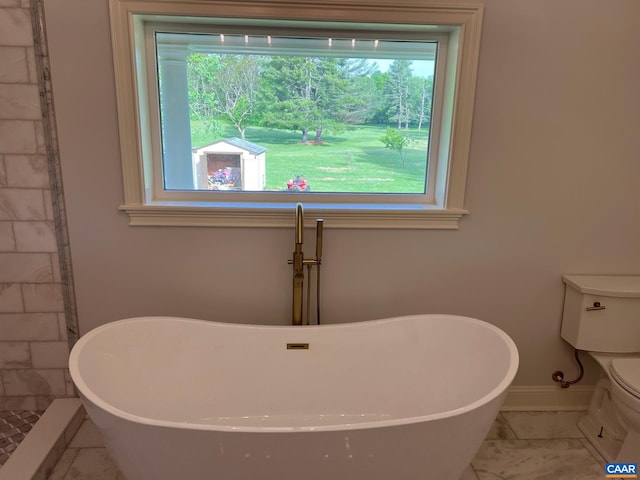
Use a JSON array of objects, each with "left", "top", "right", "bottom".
[{"left": 109, "top": 0, "right": 484, "bottom": 229}]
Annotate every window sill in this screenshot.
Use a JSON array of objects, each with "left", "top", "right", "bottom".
[{"left": 119, "top": 202, "right": 468, "bottom": 229}]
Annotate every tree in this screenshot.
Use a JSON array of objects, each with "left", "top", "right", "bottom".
[
  {"left": 413, "top": 76, "right": 433, "bottom": 130},
  {"left": 331, "top": 59, "right": 378, "bottom": 125},
  {"left": 259, "top": 56, "right": 375, "bottom": 143},
  {"left": 186, "top": 54, "right": 221, "bottom": 136},
  {"left": 259, "top": 98, "right": 319, "bottom": 143},
  {"left": 385, "top": 60, "right": 413, "bottom": 129},
  {"left": 259, "top": 56, "right": 324, "bottom": 142},
  {"left": 379, "top": 127, "right": 414, "bottom": 166},
  {"left": 210, "top": 55, "right": 261, "bottom": 139}
]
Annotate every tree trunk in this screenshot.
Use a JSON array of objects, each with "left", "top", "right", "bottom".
[
  {"left": 314, "top": 127, "right": 323, "bottom": 142},
  {"left": 301, "top": 128, "right": 308, "bottom": 143}
]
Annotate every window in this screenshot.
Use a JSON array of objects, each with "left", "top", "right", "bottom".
[{"left": 109, "top": 0, "right": 483, "bottom": 228}]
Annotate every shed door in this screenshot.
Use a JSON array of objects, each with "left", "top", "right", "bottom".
[{"left": 207, "top": 153, "right": 241, "bottom": 176}]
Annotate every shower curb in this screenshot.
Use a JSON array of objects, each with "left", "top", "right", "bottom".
[{"left": 0, "top": 398, "right": 84, "bottom": 480}]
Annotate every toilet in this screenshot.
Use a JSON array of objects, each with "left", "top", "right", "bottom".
[{"left": 561, "top": 274, "right": 640, "bottom": 462}]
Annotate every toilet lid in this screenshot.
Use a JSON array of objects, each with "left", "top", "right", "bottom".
[{"left": 611, "top": 358, "right": 640, "bottom": 397}]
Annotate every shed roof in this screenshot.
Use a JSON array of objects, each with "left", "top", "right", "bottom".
[{"left": 194, "top": 137, "right": 267, "bottom": 155}]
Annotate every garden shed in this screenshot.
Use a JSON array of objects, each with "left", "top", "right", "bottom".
[{"left": 192, "top": 137, "right": 267, "bottom": 191}]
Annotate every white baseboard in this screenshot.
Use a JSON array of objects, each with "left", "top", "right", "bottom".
[{"left": 501, "top": 385, "right": 595, "bottom": 411}]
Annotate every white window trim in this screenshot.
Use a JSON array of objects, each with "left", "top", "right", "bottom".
[{"left": 108, "top": 0, "right": 484, "bottom": 229}]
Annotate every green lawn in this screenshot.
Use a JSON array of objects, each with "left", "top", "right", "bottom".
[{"left": 192, "top": 122, "right": 429, "bottom": 194}]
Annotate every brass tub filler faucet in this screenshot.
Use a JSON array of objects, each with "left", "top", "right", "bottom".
[{"left": 288, "top": 203, "right": 323, "bottom": 326}]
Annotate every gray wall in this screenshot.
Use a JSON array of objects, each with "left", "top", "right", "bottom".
[{"left": 44, "top": 0, "right": 640, "bottom": 386}]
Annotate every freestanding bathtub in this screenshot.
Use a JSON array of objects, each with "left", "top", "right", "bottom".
[{"left": 69, "top": 314, "right": 518, "bottom": 480}]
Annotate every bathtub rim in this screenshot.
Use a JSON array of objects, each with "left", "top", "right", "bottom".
[{"left": 69, "top": 314, "right": 519, "bottom": 433}]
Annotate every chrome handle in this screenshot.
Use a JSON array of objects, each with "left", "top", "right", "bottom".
[{"left": 586, "top": 302, "right": 606, "bottom": 311}]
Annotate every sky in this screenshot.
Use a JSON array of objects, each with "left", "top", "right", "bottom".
[{"left": 372, "top": 59, "right": 435, "bottom": 78}]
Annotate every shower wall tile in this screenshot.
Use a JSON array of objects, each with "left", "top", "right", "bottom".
[
  {"left": 0, "top": 396, "right": 38, "bottom": 410},
  {"left": 44, "top": 189, "right": 54, "bottom": 220},
  {"left": 51, "top": 253, "right": 61, "bottom": 282},
  {"left": 0, "top": 46, "right": 29, "bottom": 82},
  {"left": 0, "top": 8, "right": 32, "bottom": 46},
  {"left": 0, "top": 84, "right": 41, "bottom": 119},
  {"left": 0, "top": 120, "right": 36, "bottom": 153},
  {"left": 4, "top": 154, "right": 50, "bottom": 188},
  {"left": 0, "top": 253, "right": 52, "bottom": 282},
  {"left": 0, "top": 188, "right": 46, "bottom": 219},
  {"left": 30, "top": 341, "right": 69, "bottom": 369},
  {"left": 0, "top": 3, "right": 70, "bottom": 406},
  {"left": 14, "top": 221, "right": 57, "bottom": 252},
  {"left": 0, "top": 342, "right": 30, "bottom": 368},
  {"left": 58, "top": 314, "right": 68, "bottom": 341},
  {"left": 2, "top": 368, "right": 66, "bottom": 396},
  {"left": 64, "top": 369, "right": 74, "bottom": 396},
  {"left": 0, "top": 313, "right": 60, "bottom": 341},
  {"left": 22, "top": 283, "right": 63, "bottom": 312},
  {"left": 34, "top": 119, "right": 46, "bottom": 153},
  {"left": 0, "top": 283, "right": 23, "bottom": 311},
  {"left": 0, "top": 221, "right": 16, "bottom": 250},
  {"left": 26, "top": 46, "right": 36, "bottom": 82},
  {"left": 0, "top": 156, "right": 6, "bottom": 186}
]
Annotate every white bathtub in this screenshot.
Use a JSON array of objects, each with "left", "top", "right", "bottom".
[{"left": 69, "top": 314, "right": 518, "bottom": 480}]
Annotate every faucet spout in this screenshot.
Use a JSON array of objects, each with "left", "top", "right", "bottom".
[
  {"left": 295, "top": 203, "right": 304, "bottom": 245},
  {"left": 292, "top": 203, "right": 305, "bottom": 326},
  {"left": 289, "top": 203, "right": 323, "bottom": 326}
]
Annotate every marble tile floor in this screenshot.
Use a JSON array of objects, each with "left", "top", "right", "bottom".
[
  {"left": 0, "top": 411, "right": 44, "bottom": 467},
  {"left": 45, "top": 411, "right": 609, "bottom": 480}
]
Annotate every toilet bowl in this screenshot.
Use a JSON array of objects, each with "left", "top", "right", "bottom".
[
  {"left": 608, "top": 356, "right": 640, "bottom": 430},
  {"left": 560, "top": 275, "right": 640, "bottom": 463},
  {"left": 583, "top": 353, "right": 640, "bottom": 461}
]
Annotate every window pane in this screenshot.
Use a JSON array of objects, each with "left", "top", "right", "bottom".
[{"left": 155, "top": 32, "right": 436, "bottom": 194}]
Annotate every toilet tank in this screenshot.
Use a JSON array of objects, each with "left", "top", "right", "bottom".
[{"left": 561, "top": 275, "right": 640, "bottom": 352}]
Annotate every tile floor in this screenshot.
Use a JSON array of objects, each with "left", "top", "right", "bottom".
[
  {"left": 45, "top": 411, "right": 609, "bottom": 479},
  {"left": 0, "top": 411, "right": 44, "bottom": 467}
]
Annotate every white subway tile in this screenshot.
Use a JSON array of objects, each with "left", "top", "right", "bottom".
[
  {"left": 0, "top": 188, "right": 45, "bottom": 219},
  {"left": 50, "top": 252, "right": 61, "bottom": 282},
  {"left": 0, "top": 155, "right": 6, "bottom": 186},
  {"left": 4, "top": 155, "right": 50, "bottom": 188},
  {"left": 63, "top": 369, "right": 74, "bottom": 396},
  {"left": 0, "top": 84, "right": 41, "bottom": 119},
  {"left": 0, "top": 283, "right": 23, "bottom": 311},
  {"left": 0, "top": 221, "right": 16, "bottom": 250},
  {"left": 0, "top": 341, "right": 30, "bottom": 367},
  {"left": 57, "top": 313, "right": 67, "bottom": 340},
  {"left": 43, "top": 189, "right": 54, "bottom": 220},
  {"left": 2, "top": 368, "right": 66, "bottom": 395},
  {"left": 34, "top": 119, "right": 46, "bottom": 153},
  {"left": 0, "top": 252, "right": 52, "bottom": 282},
  {"left": 22, "top": 283, "right": 63, "bottom": 312},
  {"left": 0, "top": 8, "right": 33, "bottom": 46},
  {"left": 0, "top": 46, "right": 29, "bottom": 82},
  {"left": 30, "top": 341, "right": 69, "bottom": 368},
  {"left": 26, "top": 46, "right": 36, "bottom": 83},
  {"left": 0, "top": 313, "right": 59, "bottom": 340},
  {"left": 0, "top": 396, "right": 38, "bottom": 410},
  {"left": 35, "top": 395, "right": 58, "bottom": 409},
  {"left": 0, "top": 119, "right": 36, "bottom": 153},
  {"left": 14, "top": 221, "right": 57, "bottom": 252}
]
